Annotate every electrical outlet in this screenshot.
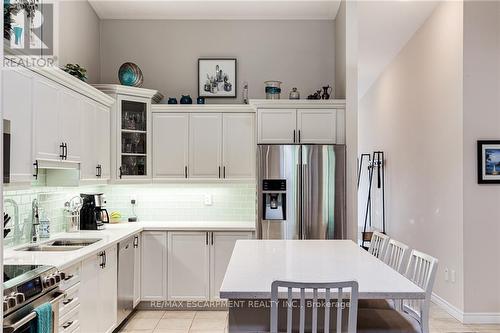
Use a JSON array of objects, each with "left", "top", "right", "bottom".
[
  {"left": 451, "top": 270, "right": 456, "bottom": 283},
  {"left": 444, "top": 268, "right": 449, "bottom": 281},
  {"left": 130, "top": 194, "right": 137, "bottom": 205},
  {"left": 204, "top": 194, "right": 213, "bottom": 206}
]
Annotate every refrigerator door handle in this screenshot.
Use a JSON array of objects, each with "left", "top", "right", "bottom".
[
  {"left": 301, "top": 163, "right": 308, "bottom": 240},
  {"left": 297, "top": 163, "right": 302, "bottom": 240}
]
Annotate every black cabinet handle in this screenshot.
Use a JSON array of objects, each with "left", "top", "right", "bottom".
[
  {"left": 96, "top": 165, "right": 100, "bottom": 177},
  {"left": 59, "top": 143, "right": 65, "bottom": 159},
  {"left": 218, "top": 166, "right": 221, "bottom": 178},
  {"left": 185, "top": 166, "right": 188, "bottom": 178},
  {"left": 62, "top": 321, "right": 74, "bottom": 329},
  {"left": 223, "top": 166, "right": 226, "bottom": 179},
  {"left": 293, "top": 130, "right": 296, "bottom": 143},
  {"left": 103, "top": 251, "right": 107, "bottom": 268},
  {"left": 205, "top": 232, "right": 208, "bottom": 245},
  {"left": 298, "top": 130, "right": 301, "bottom": 143},
  {"left": 63, "top": 143, "right": 68, "bottom": 160},
  {"left": 211, "top": 232, "right": 214, "bottom": 245},
  {"left": 33, "top": 160, "right": 39, "bottom": 179},
  {"left": 99, "top": 252, "right": 104, "bottom": 268},
  {"left": 98, "top": 165, "right": 102, "bottom": 177},
  {"left": 119, "top": 166, "right": 123, "bottom": 179}
]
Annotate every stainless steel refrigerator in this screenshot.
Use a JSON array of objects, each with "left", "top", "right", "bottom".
[{"left": 257, "top": 145, "right": 346, "bottom": 240}]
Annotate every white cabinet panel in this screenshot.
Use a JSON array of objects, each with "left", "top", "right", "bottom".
[
  {"left": 222, "top": 113, "right": 255, "bottom": 179},
  {"left": 210, "top": 232, "right": 253, "bottom": 299},
  {"left": 80, "top": 253, "right": 102, "bottom": 333},
  {"left": 141, "top": 232, "right": 167, "bottom": 301},
  {"left": 96, "top": 105, "right": 111, "bottom": 180},
  {"left": 189, "top": 113, "right": 222, "bottom": 179},
  {"left": 153, "top": 113, "right": 189, "bottom": 179},
  {"left": 100, "top": 246, "right": 117, "bottom": 333},
  {"left": 167, "top": 232, "right": 210, "bottom": 300},
  {"left": 257, "top": 109, "right": 296, "bottom": 144},
  {"left": 59, "top": 89, "right": 82, "bottom": 162},
  {"left": 80, "top": 100, "right": 97, "bottom": 180},
  {"left": 297, "top": 109, "right": 337, "bottom": 144},
  {"left": 33, "top": 77, "right": 61, "bottom": 161},
  {"left": 133, "top": 234, "right": 141, "bottom": 307},
  {"left": 2, "top": 68, "right": 34, "bottom": 183}
]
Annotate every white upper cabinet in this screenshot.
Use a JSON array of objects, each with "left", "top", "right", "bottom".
[
  {"left": 59, "top": 88, "right": 82, "bottom": 162},
  {"left": 2, "top": 67, "right": 34, "bottom": 183},
  {"left": 167, "top": 232, "right": 210, "bottom": 300},
  {"left": 33, "top": 76, "right": 61, "bottom": 161},
  {"left": 222, "top": 113, "right": 255, "bottom": 179},
  {"left": 80, "top": 100, "right": 98, "bottom": 180},
  {"left": 96, "top": 105, "right": 111, "bottom": 180},
  {"left": 189, "top": 113, "right": 222, "bottom": 179},
  {"left": 258, "top": 109, "right": 297, "bottom": 144},
  {"left": 297, "top": 109, "right": 337, "bottom": 144},
  {"left": 153, "top": 113, "right": 189, "bottom": 179}
]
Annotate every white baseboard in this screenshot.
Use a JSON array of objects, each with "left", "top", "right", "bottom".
[{"left": 432, "top": 293, "right": 500, "bottom": 324}]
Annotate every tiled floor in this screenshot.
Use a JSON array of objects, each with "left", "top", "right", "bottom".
[{"left": 118, "top": 303, "right": 500, "bottom": 333}]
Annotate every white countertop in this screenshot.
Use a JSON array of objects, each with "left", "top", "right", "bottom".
[
  {"left": 4, "top": 221, "right": 255, "bottom": 269},
  {"left": 219, "top": 240, "right": 425, "bottom": 300}
]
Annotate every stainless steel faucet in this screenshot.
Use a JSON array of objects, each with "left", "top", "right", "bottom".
[
  {"left": 4, "top": 198, "right": 20, "bottom": 240},
  {"left": 31, "top": 199, "right": 40, "bottom": 243}
]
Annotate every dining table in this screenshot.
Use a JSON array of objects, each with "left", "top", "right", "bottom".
[{"left": 220, "top": 239, "right": 425, "bottom": 332}]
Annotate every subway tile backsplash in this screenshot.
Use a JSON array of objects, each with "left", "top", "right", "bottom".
[{"left": 3, "top": 183, "right": 256, "bottom": 248}]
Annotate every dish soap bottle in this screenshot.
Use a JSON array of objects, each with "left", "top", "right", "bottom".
[{"left": 39, "top": 209, "right": 51, "bottom": 239}]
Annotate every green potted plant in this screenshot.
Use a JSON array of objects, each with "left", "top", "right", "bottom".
[{"left": 62, "top": 64, "right": 88, "bottom": 82}]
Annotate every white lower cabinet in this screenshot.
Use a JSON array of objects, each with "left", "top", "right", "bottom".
[
  {"left": 141, "top": 231, "right": 167, "bottom": 301},
  {"left": 167, "top": 232, "right": 210, "bottom": 300},
  {"left": 210, "top": 232, "right": 253, "bottom": 299},
  {"left": 80, "top": 246, "right": 117, "bottom": 333}
]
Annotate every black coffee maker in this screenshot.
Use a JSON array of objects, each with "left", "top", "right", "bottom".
[{"left": 80, "top": 193, "right": 109, "bottom": 230}]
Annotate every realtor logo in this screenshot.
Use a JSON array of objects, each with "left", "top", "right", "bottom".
[{"left": 4, "top": 0, "right": 53, "bottom": 56}]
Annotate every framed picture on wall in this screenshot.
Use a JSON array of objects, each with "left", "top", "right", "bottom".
[
  {"left": 198, "top": 58, "right": 237, "bottom": 98},
  {"left": 477, "top": 140, "right": 500, "bottom": 184}
]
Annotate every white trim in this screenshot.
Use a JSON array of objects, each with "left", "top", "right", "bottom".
[
  {"left": 249, "top": 99, "right": 346, "bottom": 109},
  {"left": 431, "top": 293, "right": 464, "bottom": 322},
  {"left": 432, "top": 292, "right": 500, "bottom": 324},
  {"left": 92, "top": 84, "right": 163, "bottom": 102},
  {"left": 152, "top": 104, "right": 255, "bottom": 113}
]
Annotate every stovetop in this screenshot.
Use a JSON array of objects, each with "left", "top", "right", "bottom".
[
  {"left": 4, "top": 265, "right": 45, "bottom": 283},
  {"left": 3, "top": 264, "right": 55, "bottom": 292}
]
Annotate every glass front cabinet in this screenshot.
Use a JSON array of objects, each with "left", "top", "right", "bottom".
[{"left": 93, "top": 85, "right": 163, "bottom": 182}]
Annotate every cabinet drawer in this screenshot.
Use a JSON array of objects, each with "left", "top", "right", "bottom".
[
  {"left": 59, "top": 304, "right": 80, "bottom": 333},
  {"left": 60, "top": 264, "right": 81, "bottom": 290},
  {"left": 59, "top": 283, "right": 80, "bottom": 318}
]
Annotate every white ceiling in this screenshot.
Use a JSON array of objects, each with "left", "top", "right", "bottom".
[
  {"left": 358, "top": 1, "right": 438, "bottom": 98},
  {"left": 88, "top": 0, "right": 342, "bottom": 20}
]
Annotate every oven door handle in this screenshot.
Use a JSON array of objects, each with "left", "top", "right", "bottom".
[{"left": 4, "top": 292, "right": 66, "bottom": 332}]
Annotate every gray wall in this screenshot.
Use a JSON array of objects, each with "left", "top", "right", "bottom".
[
  {"left": 58, "top": 1, "right": 101, "bottom": 84},
  {"left": 99, "top": 20, "right": 335, "bottom": 103}
]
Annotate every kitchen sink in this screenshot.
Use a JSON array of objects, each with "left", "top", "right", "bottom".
[
  {"left": 47, "top": 238, "right": 101, "bottom": 247},
  {"left": 15, "top": 238, "right": 102, "bottom": 252},
  {"left": 17, "top": 245, "right": 84, "bottom": 252}
]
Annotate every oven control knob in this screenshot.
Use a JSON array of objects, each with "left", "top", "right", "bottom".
[
  {"left": 3, "top": 300, "right": 8, "bottom": 312},
  {"left": 53, "top": 273, "right": 61, "bottom": 283},
  {"left": 14, "top": 293, "right": 25, "bottom": 304},
  {"left": 59, "top": 272, "right": 66, "bottom": 280},
  {"left": 43, "top": 276, "right": 55, "bottom": 288},
  {"left": 7, "top": 296, "right": 16, "bottom": 308}
]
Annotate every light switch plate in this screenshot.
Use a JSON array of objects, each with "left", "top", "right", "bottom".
[{"left": 204, "top": 194, "right": 213, "bottom": 206}]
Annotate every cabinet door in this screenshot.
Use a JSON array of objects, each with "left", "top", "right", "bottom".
[
  {"left": 100, "top": 246, "right": 118, "bottom": 333},
  {"left": 2, "top": 68, "right": 34, "bottom": 183},
  {"left": 33, "top": 76, "right": 61, "bottom": 161},
  {"left": 133, "top": 234, "right": 141, "bottom": 307},
  {"left": 141, "top": 232, "right": 167, "bottom": 300},
  {"left": 153, "top": 113, "right": 189, "bottom": 179},
  {"left": 257, "top": 109, "right": 296, "bottom": 144},
  {"left": 59, "top": 88, "right": 82, "bottom": 161},
  {"left": 189, "top": 113, "right": 222, "bottom": 179},
  {"left": 96, "top": 105, "right": 111, "bottom": 180},
  {"left": 80, "top": 100, "right": 97, "bottom": 180},
  {"left": 222, "top": 113, "right": 255, "bottom": 179},
  {"left": 167, "top": 232, "right": 210, "bottom": 300},
  {"left": 297, "top": 109, "right": 337, "bottom": 144},
  {"left": 210, "top": 232, "right": 253, "bottom": 300},
  {"left": 80, "top": 254, "right": 101, "bottom": 333}
]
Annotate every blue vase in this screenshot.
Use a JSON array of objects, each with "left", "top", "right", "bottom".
[
  {"left": 197, "top": 96, "right": 205, "bottom": 104},
  {"left": 180, "top": 95, "right": 192, "bottom": 104},
  {"left": 118, "top": 62, "right": 144, "bottom": 87},
  {"left": 167, "top": 98, "right": 178, "bottom": 104}
]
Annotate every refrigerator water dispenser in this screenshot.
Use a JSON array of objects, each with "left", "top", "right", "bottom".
[{"left": 262, "top": 179, "right": 286, "bottom": 220}]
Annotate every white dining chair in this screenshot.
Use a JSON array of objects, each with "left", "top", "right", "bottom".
[
  {"left": 359, "top": 239, "right": 411, "bottom": 310},
  {"left": 383, "top": 239, "right": 411, "bottom": 274},
  {"left": 357, "top": 250, "right": 438, "bottom": 333},
  {"left": 270, "top": 280, "right": 359, "bottom": 333},
  {"left": 367, "top": 231, "right": 390, "bottom": 259}
]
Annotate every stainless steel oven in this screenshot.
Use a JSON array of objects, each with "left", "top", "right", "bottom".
[{"left": 3, "top": 265, "right": 67, "bottom": 333}]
